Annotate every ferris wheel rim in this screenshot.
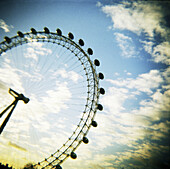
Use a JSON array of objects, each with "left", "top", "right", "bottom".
[{"left": 0, "top": 27, "right": 105, "bottom": 168}]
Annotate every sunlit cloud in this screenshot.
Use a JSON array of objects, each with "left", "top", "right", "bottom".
[
  {"left": 8, "top": 141, "right": 27, "bottom": 152},
  {"left": 141, "top": 40, "right": 170, "bottom": 65},
  {"left": 107, "top": 69, "right": 164, "bottom": 94},
  {"left": 0, "top": 19, "right": 14, "bottom": 32},
  {"left": 41, "top": 81, "right": 72, "bottom": 113},
  {"left": 0, "top": 63, "right": 25, "bottom": 93},
  {"left": 102, "top": 2, "right": 166, "bottom": 37},
  {"left": 152, "top": 41, "right": 170, "bottom": 65}
]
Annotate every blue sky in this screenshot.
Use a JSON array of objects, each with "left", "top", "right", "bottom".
[{"left": 0, "top": 0, "right": 170, "bottom": 169}]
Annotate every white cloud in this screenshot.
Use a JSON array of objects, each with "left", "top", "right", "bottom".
[
  {"left": 137, "top": 88, "right": 170, "bottom": 120},
  {"left": 163, "top": 66, "right": 170, "bottom": 84},
  {"left": 0, "top": 63, "right": 25, "bottom": 93},
  {"left": 0, "top": 19, "right": 14, "bottom": 32},
  {"left": 141, "top": 40, "right": 170, "bottom": 65},
  {"left": 24, "top": 42, "right": 52, "bottom": 61},
  {"left": 96, "top": 1, "right": 102, "bottom": 7},
  {"left": 63, "top": 148, "right": 117, "bottom": 169},
  {"left": 152, "top": 41, "right": 170, "bottom": 65},
  {"left": 0, "top": 80, "right": 8, "bottom": 92},
  {"left": 53, "top": 68, "right": 83, "bottom": 83},
  {"left": 141, "top": 40, "right": 154, "bottom": 54},
  {"left": 114, "top": 72, "right": 119, "bottom": 76},
  {"left": 102, "top": 2, "right": 170, "bottom": 65},
  {"left": 103, "top": 5, "right": 140, "bottom": 34},
  {"left": 102, "top": 86, "right": 129, "bottom": 113},
  {"left": 107, "top": 69, "right": 163, "bottom": 94},
  {"left": 124, "top": 70, "right": 132, "bottom": 76},
  {"left": 42, "top": 81, "right": 72, "bottom": 113},
  {"left": 114, "top": 33, "right": 137, "bottom": 58},
  {"left": 102, "top": 3, "right": 166, "bottom": 37}
]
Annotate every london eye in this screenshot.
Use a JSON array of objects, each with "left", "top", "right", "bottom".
[{"left": 0, "top": 27, "right": 105, "bottom": 169}]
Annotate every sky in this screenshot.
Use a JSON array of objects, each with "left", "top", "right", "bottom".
[{"left": 0, "top": 0, "right": 170, "bottom": 169}]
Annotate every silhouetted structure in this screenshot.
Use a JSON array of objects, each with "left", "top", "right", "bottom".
[
  {"left": 0, "top": 163, "right": 13, "bottom": 169},
  {"left": 23, "top": 163, "right": 35, "bottom": 169},
  {"left": 0, "top": 88, "right": 30, "bottom": 135}
]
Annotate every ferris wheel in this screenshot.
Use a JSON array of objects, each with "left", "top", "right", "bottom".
[{"left": 0, "top": 27, "right": 105, "bottom": 169}]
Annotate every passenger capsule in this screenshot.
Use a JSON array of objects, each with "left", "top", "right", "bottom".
[
  {"left": 17, "top": 31, "right": 24, "bottom": 38},
  {"left": 97, "top": 104, "right": 103, "bottom": 111},
  {"left": 91, "top": 121, "right": 97, "bottom": 127},
  {"left": 87, "top": 48, "right": 93, "bottom": 55},
  {"left": 4, "top": 36, "right": 11, "bottom": 44},
  {"left": 30, "top": 28, "right": 37, "bottom": 34},
  {"left": 79, "top": 39, "right": 84, "bottom": 46},
  {"left": 99, "top": 88, "right": 105, "bottom": 95},
  {"left": 44, "top": 27, "right": 50, "bottom": 34},
  {"left": 68, "top": 32, "right": 74, "bottom": 40},
  {"left": 83, "top": 137, "right": 89, "bottom": 144},
  {"left": 98, "top": 72, "right": 104, "bottom": 80},
  {"left": 56, "top": 28, "right": 62, "bottom": 36},
  {"left": 94, "top": 59, "right": 100, "bottom": 66},
  {"left": 71, "top": 152, "right": 77, "bottom": 159}
]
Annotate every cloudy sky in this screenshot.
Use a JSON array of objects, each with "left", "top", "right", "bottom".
[{"left": 0, "top": 0, "right": 170, "bottom": 169}]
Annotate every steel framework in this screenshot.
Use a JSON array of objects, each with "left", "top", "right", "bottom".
[{"left": 0, "top": 27, "right": 105, "bottom": 169}]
